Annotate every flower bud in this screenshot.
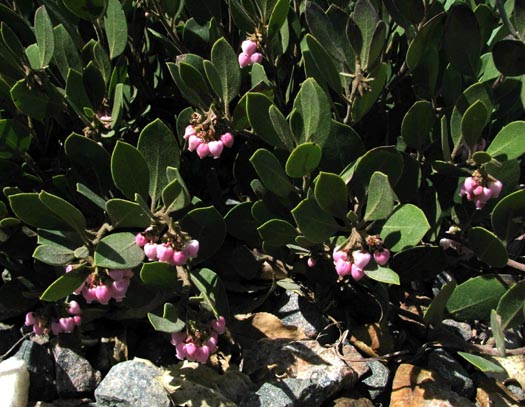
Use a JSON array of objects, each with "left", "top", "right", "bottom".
[
  {"left": 220, "top": 132, "right": 234, "bottom": 148},
  {"left": 332, "top": 249, "right": 348, "bottom": 262},
  {"left": 33, "top": 324, "right": 45, "bottom": 335},
  {"left": 335, "top": 258, "right": 352, "bottom": 276},
  {"left": 488, "top": 180, "right": 503, "bottom": 198},
  {"left": 73, "top": 315, "right": 82, "bottom": 326},
  {"left": 184, "top": 125, "right": 196, "bottom": 140},
  {"left": 25, "top": 312, "right": 35, "bottom": 326},
  {"left": 210, "top": 316, "right": 226, "bottom": 334},
  {"left": 144, "top": 243, "right": 158, "bottom": 261},
  {"left": 196, "top": 143, "right": 210, "bottom": 159},
  {"left": 307, "top": 257, "right": 316, "bottom": 268},
  {"left": 82, "top": 286, "right": 97, "bottom": 304},
  {"left": 373, "top": 249, "right": 390, "bottom": 266},
  {"left": 51, "top": 321, "right": 62, "bottom": 335},
  {"left": 172, "top": 250, "right": 188, "bottom": 266},
  {"left": 188, "top": 135, "right": 202, "bottom": 152},
  {"left": 238, "top": 52, "right": 251, "bottom": 68},
  {"left": 184, "top": 342, "right": 198, "bottom": 360},
  {"left": 59, "top": 317, "right": 75, "bottom": 333},
  {"left": 250, "top": 52, "right": 263, "bottom": 64},
  {"left": 352, "top": 250, "right": 371, "bottom": 270},
  {"left": 184, "top": 240, "right": 200, "bottom": 258},
  {"left": 351, "top": 265, "right": 365, "bottom": 281},
  {"left": 95, "top": 284, "right": 112, "bottom": 304},
  {"left": 170, "top": 331, "right": 187, "bottom": 346},
  {"left": 68, "top": 301, "right": 82, "bottom": 315},
  {"left": 157, "top": 244, "right": 174, "bottom": 263},
  {"left": 135, "top": 233, "right": 147, "bottom": 247},
  {"left": 111, "top": 279, "right": 130, "bottom": 300},
  {"left": 108, "top": 269, "right": 125, "bottom": 281},
  {"left": 195, "top": 345, "right": 210, "bottom": 363},
  {"left": 175, "top": 342, "right": 187, "bottom": 360},
  {"left": 241, "top": 39, "right": 257, "bottom": 55},
  {"left": 208, "top": 140, "right": 224, "bottom": 158}
]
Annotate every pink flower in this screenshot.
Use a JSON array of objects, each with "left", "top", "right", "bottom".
[
  {"left": 82, "top": 286, "right": 97, "bottom": 304},
  {"left": 95, "top": 284, "right": 112, "bottom": 304},
  {"left": 33, "top": 324, "right": 45, "bottom": 335},
  {"left": 238, "top": 52, "right": 251, "bottom": 68},
  {"left": 220, "top": 132, "right": 234, "bottom": 148},
  {"left": 195, "top": 345, "right": 210, "bottom": 363},
  {"left": 373, "top": 249, "right": 390, "bottom": 266},
  {"left": 73, "top": 315, "right": 82, "bottom": 325},
  {"left": 144, "top": 243, "right": 158, "bottom": 261},
  {"left": 175, "top": 342, "right": 187, "bottom": 360},
  {"left": 351, "top": 265, "right": 365, "bottom": 281},
  {"left": 111, "top": 279, "right": 130, "bottom": 301},
  {"left": 170, "top": 331, "right": 188, "bottom": 346},
  {"left": 108, "top": 269, "right": 125, "bottom": 281},
  {"left": 250, "top": 52, "right": 263, "bottom": 64},
  {"left": 59, "top": 317, "right": 75, "bottom": 333},
  {"left": 184, "top": 125, "right": 196, "bottom": 140},
  {"left": 488, "top": 180, "right": 503, "bottom": 198},
  {"left": 51, "top": 321, "right": 62, "bottom": 335},
  {"left": 183, "top": 240, "right": 200, "bottom": 258},
  {"left": 210, "top": 316, "right": 226, "bottom": 334},
  {"left": 172, "top": 250, "right": 188, "bottom": 266},
  {"left": 332, "top": 249, "right": 348, "bottom": 262},
  {"left": 25, "top": 312, "right": 35, "bottom": 326},
  {"left": 68, "top": 301, "right": 82, "bottom": 315},
  {"left": 352, "top": 250, "right": 371, "bottom": 270},
  {"left": 135, "top": 233, "right": 147, "bottom": 247},
  {"left": 184, "top": 342, "right": 198, "bottom": 360},
  {"left": 307, "top": 257, "right": 316, "bottom": 268},
  {"left": 188, "top": 135, "right": 202, "bottom": 152},
  {"left": 196, "top": 143, "right": 210, "bottom": 159},
  {"left": 241, "top": 39, "right": 257, "bottom": 55},
  {"left": 335, "top": 258, "right": 352, "bottom": 276},
  {"left": 157, "top": 244, "right": 174, "bottom": 263},
  {"left": 208, "top": 140, "right": 224, "bottom": 158}
]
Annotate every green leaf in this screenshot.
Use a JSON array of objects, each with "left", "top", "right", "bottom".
[
  {"left": 246, "top": 93, "right": 287, "bottom": 149},
  {"left": 224, "top": 201, "right": 260, "bottom": 246},
  {"left": 140, "top": 262, "right": 179, "bottom": 288},
  {"left": 257, "top": 219, "right": 298, "bottom": 246},
  {"left": 352, "top": 0, "right": 379, "bottom": 69},
  {"left": 250, "top": 149, "right": 294, "bottom": 198},
  {"left": 468, "top": 227, "right": 508, "bottom": 268},
  {"left": 444, "top": 4, "right": 481, "bottom": 76},
  {"left": 10, "top": 79, "right": 49, "bottom": 123},
  {"left": 40, "top": 266, "right": 91, "bottom": 301},
  {"left": 34, "top": 6, "right": 54, "bottom": 68},
  {"left": 391, "top": 246, "right": 447, "bottom": 282},
  {"left": 491, "top": 190, "right": 525, "bottom": 242},
  {"left": 33, "top": 244, "right": 75, "bottom": 266},
  {"left": 423, "top": 280, "right": 457, "bottom": 326},
  {"left": 37, "top": 229, "right": 84, "bottom": 250},
  {"left": 0, "top": 119, "right": 31, "bottom": 158},
  {"left": 285, "top": 143, "right": 321, "bottom": 178},
  {"left": 65, "top": 69, "right": 93, "bottom": 112},
  {"left": 106, "top": 199, "right": 151, "bottom": 229},
  {"left": 211, "top": 37, "right": 241, "bottom": 104},
  {"left": 269, "top": 105, "right": 295, "bottom": 151},
  {"left": 406, "top": 12, "right": 445, "bottom": 70},
  {"left": 320, "top": 120, "right": 365, "bottom": 173},
  {"left": 291, "top": 198, "right": 340, "bottom": 244},
  {"left": 401, "top": 100, "right": 435, "bottom": 150},
  {"left": 291, "top": 78, "right": 331, "bottom": 146},
  {"left": 137, "top": 119, "right": 179, "bottom": 204},
  {"left": 314, "top": 172, "right": 347, "bottom": 219},
  {"left": 53, "top": 25, "right": 82, "bottom": 80},
  {"left": 486, "top": 121, "right": 525, "bottom": 161},
  {"left": 447, "top": 275, "right": 507, "bottom": 321},
  {"left": 164, "top": 167, "right": 190, "bottom": 212},
  {"left": 104, "top": 0, "right": 127, "bottom": 59},
  {"left": 180, "top": 206, "right": 226, "bottom": 263},
  {"left": 364, "top": 171, "right": 395, "bottom": 221},
  {"left": 490, "top": 310, "right": 506, "bottom": 357},
  {"left": 394, "top": 152, "right": 421, "bottom": 203},
  {"left": 94, "top": 232, "right": 145, "bottom": 269},
  {"left": 148, "top": 312, "right": 185, "bottom": 333},
  {"left": 38, "top": 191, "right": 86, "bottom": 238},
  {"left": 496, "top": 281, "right": 525, "bottom": 330},
  {"left": 351, "top": 62, "right": 388, "bottom": 122},
  {"left": 471, "top": 151, "right": 492, "bottom": 165},
  {"left": 267, "top": 0, "right": 289, "bottom": 40},
  {"left": 305, "top": 34, "right": 342, "bottom": 93},
  {"left": 190, "top": 267, "right": 229, "bottom": 317},
  {"left": 111, "top": 141, "right": 150, "bottom": 201},
  {"left": 493, "top": 39, "right": 525, "bottom": 77},
  {"left": 380, "top": 204, "right": 430, "bottom": 251},
  {"left": 364, "top": 264, "right": 400, "bottom": 285},
  {"left": 9, "top": 193, "right": 69, "bottom": 230},
  {"left": 63, "top": 0, "right": 107, "bottom": 21},
  {"left": 457, "top": 352, "right": 505, "bottom": 373},
  {"left": 461, "top": 100, "right": 488, "bottom": 149}
]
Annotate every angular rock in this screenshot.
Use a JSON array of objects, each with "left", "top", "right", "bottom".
[
  {"left": 441, "top": 319, "right": 472, "bottom": 342},
  {"left": 0, "top": 357, "right": 29, "bottom": 407},
  {"left": 95, "top": 359, "right": 170, "bottom": 407},
  {"left": 390, "top": 363, "right": 475, "bottom": 407},
  {"left": 240, "top": 339, "right": 357, "bottom": 407},
  {"left": 52, "top": 344, "right": 101, "bottom": 397},
  {"left": 262, "top": 290, "right": 330, "bottom": 339},
  {"left": 428, "top": 349, "right": 474, "bottom": 398},
  {"left": 15, "top": 340, "right": 57, "bottom": 401},
  {"left": 359, "top": 360, "right": 390, "bottom": 400}
]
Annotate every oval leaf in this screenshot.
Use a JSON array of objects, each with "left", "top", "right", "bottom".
[
  {"left": 364, "top": 171, "right": 395, "bottom": 221},
  {"left": 250, "top": 149, "right": 294, "bottom": 198},
  {"left": 380, "top": 204, "right": 430, "bottom": 251},
  {"left": 94, "top": 232, "right": 145, "bottom": 269},
  {"left": 111, "top": 141, "right": 150, "bottom": 201},
  {"left": 468, "top": 227, "right": 508, "bottom": 268},
  {"left": 285, "top": 143, "right": 322, "bottom": 178}
]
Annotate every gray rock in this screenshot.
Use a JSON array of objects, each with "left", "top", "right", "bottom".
[
  {"left": 264, "top": 291, "right": 330, "bottom": 339},
  {"left": 53, "top": 344, "right": 101, "bottom": 397},
  {"left": 95, "top": 359, "right": 170, "bottom": 407},
  {"left": 240, "top": 340, "right": 356, "bottom": 407},
  {"left": 359, "top": 360, "right": 390, "bottom": 400},
  {"left": 428, "top": 348, "right": 474, "bottom": 398},
  {"left": 442, "top": 319, "right": 472, "bottom": 342},
  {"left": 15, "top": 340, "right": 57, "bottom": 401}
]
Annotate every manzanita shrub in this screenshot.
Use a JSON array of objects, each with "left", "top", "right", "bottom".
[{"left": 0, "top": 0, "right": 524, "bottom": 369}]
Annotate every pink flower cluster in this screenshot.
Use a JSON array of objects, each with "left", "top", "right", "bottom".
[
  {"left": 184, "top": 126, "right": 234, "bottom": 159},
  {"left": 25, "top": 301, "right": 82, "bottom": 336},
  {"left": 238, "top": 39, "right": 263, "bottom": 68},
  {"left": 459, "top": 175, "right": 502, "bottom": 209},
  {"left": 67, "top": 266, "right": 134, "bottom": 304},
  {"left": 333, "top": 247, "right": 390, "bottom": 281},
  {"left": 136, "top": 233, "right": 199, "bottom": 266},
  {"left": 170, "top": 316, "right": 226, "bottom": 363}
]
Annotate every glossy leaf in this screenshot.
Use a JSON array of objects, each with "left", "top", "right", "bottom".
[
  {"left": 250, "top": 148, "right": 294, "bottom": 198},
  {"left": 447, "top": 275, "right": 507, "bottom": 321},
  {"left": 468, "top": 227, "right": 508, "bottom": 268},
  {"left": 291, "top": 198, "right": 339, "bottom": 243},
  {"left": 34, "top": 6, "right": 54, "bottom": 68},
  {"left": 111, "top": 141, "right": 150, "bottom": 201},
  {"left": 40, "top": 266, "right": 90, "bottom": 302},
  {"left": 491, "top": 190, "right": 525, "bottom": 242},
  {"left": 401, "top": 100, "right": 435, "bottom": 150},
  {"left": 137, "top": 119, "right": 179, "bottom": 204},
  {"left": 380, "top": 204, "right": 430, "bottom": 251},
  {"left": 496, "top": 280, "right": 525, "bottom": 330},
  {"left": 314, "top": 172, "right": 347, "bottom": 219},
  {"left": 257, "top": 219, "right": 298, "bottom": 246},
  {"left": 180, "top": 206, "right": 226, "bottom": 263},
  {"left": 104, "top": 0, "right": 127, "bottom": 59},
  {"left": 486, "top": 121, "right": 525, "bottom": 161},
  {"left": 365, "top": 171, "right": 394, "bottom": 221},
  {"left": 285, "top": 142, "right": 321, "bottom": 178},
  {"left": 94, "top": 232, "right": 145, "bottom": 269}
]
